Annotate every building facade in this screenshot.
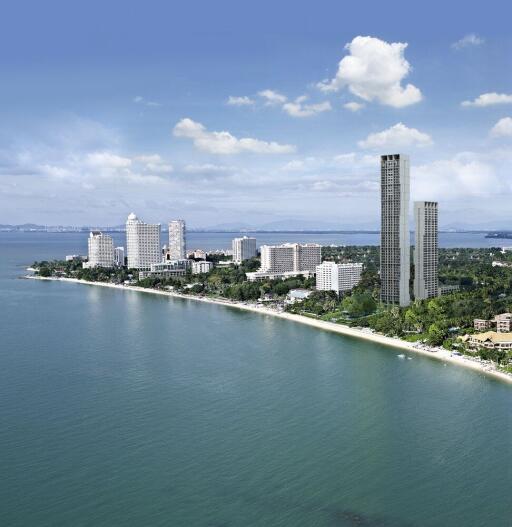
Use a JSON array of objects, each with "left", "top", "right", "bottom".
[
  {"left": 316, "top": 261, "right": 363, "bottom": 294},
  {"left": 86, "top": 231, "right": 114, "bottom": 268},
  {"left": 126, "top": 213, "right": 161, "bottom": 270},
  {"left": 168, "top": 220, "right": 186, "bottom": 260},
  {"left": 114, "top": 246, "right": 125, "bottom": 267},
  {"left": 247, "top": 243, "right": 321, "bottom": 281},
  {"left": 414, "top": 201, "right": 438, "bottom": 300},
  {"left": 139, "top": 260, "right": 190, "bottom": 279},
  {"left": 380, "top": 154, "right": 410, "bottom": 307},
  {"left": 232, "top": 236, "right": 257, "bottom": 263},
  {"left": 192, "top": 260, "right": 214, "bottom": 274}
]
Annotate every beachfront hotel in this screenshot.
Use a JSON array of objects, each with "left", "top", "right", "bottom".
[
  {"left": 126, "top": 213, "right": 161, "bottom": 270},
  {"left": 232, "top": 236, "right": 257, "bottom": 264},
  {"left": 316, "top": 261, "right": 363, "bottom": 294},
  {"left": 414, "top": 201, "right": 439, "bottom": 300},
  {"left": 380, "top": 154, "right": 410, "bottom": 307},
  {"left": 85, "top": 231, "right": 114, "bottom": 268},
  {"left": 246, "top": 243, "right": 321, "bottom": 281},
  {"left": 168, "top": 220, "right": 186, "bottom": 260},
  {"left": 114, "top": 246, "right": 125, "bottom": 267}
]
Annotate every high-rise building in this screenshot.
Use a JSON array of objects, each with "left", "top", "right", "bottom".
[
  {"left": 126, "top": 213, "right": 161, "bottom": 270},
  {"left": 232, "top": 236, "right": 257, "bottom": 263},
  {"left": 380, "top": 154, "right": 410, "bottom": 307},
  {"left": 114, "top": 246, "right": 125, "bottom": 267},
  {"left": 86, "top": 231, "right": 114, "bottom": 268},
  {"left": 316, "top": 262, "right": 363, "bottom": 294},
  {"left": 168, "top": 220, "right": 186, "bottom": 260},
  {"left": 414, "top": 201, "right": 438, "bottom": 300}
]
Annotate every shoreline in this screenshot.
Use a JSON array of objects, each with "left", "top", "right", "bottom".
[{"left": 27, "top": 275, "right": 512, "bottom": 385}]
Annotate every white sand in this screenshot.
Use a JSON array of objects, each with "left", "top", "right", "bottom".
[{"left": 27, "top": 276, "right": 512, "bottom": 384}]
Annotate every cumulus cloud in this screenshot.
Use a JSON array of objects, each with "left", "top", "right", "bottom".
[
  {"left": 258, "top": 89, "right": 288, "bottom": 105},
  {"left": 133, "top": 95, "right": 161, "bottom": 107},
  {"left": 358, "top": 123, "right": 432, "bottom": 150},
  {"left": 317, "top": 36, "right": 422, "bottom": 108},
  {"left": 461, "top": 93, "right": 512, "bottom": 107},
  {"left": 173, "top": 118, "right": 296, "bottom": 154},
  {"left": 87, "top": 152, "right": 132, "bottom": 168},
  {"left": 282, "top": 96, "right": 331, "bottom": 117},
  {"left": 452, "top": 34, "right": 485, "bottom": 50},
  {"left": 414, "top": 154, "right": 501, "bottom": 201},
  {"left": 490, "top": 117, "right": 512, "bottom": 138},
  {"left": 344, "top": 102, "right": 365, "bottom": 112},
  {"left": 226, "top": 95, "right": 255, "bottom": 106}
]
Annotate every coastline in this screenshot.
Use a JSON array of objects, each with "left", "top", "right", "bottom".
[{"left": 27, "top": 275, "right": 512, "bottom": 385}]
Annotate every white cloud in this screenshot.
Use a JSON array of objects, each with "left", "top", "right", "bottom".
[
  {"left": 173, "top": 118, "right": 296, "bottom": 155},
  {"left": 133, "top": 95, "right": 161, "bottom": 107},
  {"left": 258, "top": 89, "right": 288, "bottom": 105},
  {"left": 344, "top": 102, "right": 365, "bottom": 112},
  {"left": 282, "top": 96, "right": 331, "bottom": 117},
  {"left": 490, "top": 117, "right": 512, "bottom": 138},
  {"left": 452, "top": 34, "right": 485, "bottom": 50},
  {"left": 183, "top": 163, "right": 235, "bottom": 174},
  {"left": 87, "top": 152, "right": 132, "bottom": 168},
  {"left": 226, "top": 95, "right": 255, "bottom": 106},
  {"left": 414, "top": 154, "right": 501, "bottom": 200},
  {"left": 461, "top": 93, "right": 512, "bottom": 107},
  {"left": 317, "top": 36, "right": 422, "bottom": 108},
  {"left": 134, "top": 154, "right": 173, "bottom": 173},
  {"left": 358, "top": 123, "right": 432, "bottom": 150}
]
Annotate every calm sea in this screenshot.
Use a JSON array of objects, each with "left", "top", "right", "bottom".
[{"left": 1, "top": 232, "right": 511, "bottom": 527}]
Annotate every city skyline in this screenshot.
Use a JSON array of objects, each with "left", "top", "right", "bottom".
[{"left": 1, "top": 1, "right": 511, "bottom": 229}]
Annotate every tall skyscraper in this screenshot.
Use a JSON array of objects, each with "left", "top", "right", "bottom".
[
  {"left": 126, "top": 213, "right": 161, "bottom": 270},
  {"left": 414, "top": 201, "right": 438, "bottom": 300},
  {"left": 232, "top": 236, "right": 257, "bottom": 263},
  {"left": 168, "top": 220, "right": 186, "bottom": 260},
  {"left": 380, "top": 154, "right": 410, "bottom": 307},
  {"left": 114, "top": 246, "right": 125, "bottom": 267},
  {"left": 87, "top": 231, "right": 114, "bottom": 268}
]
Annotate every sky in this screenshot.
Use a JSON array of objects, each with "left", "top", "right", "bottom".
[{"left": 1, "top": 0, "right": 511, "bottom": 229}]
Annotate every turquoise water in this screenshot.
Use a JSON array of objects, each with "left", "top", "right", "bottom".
[{"left": 1, "top": 233, "right": 511, "bottom": 526}]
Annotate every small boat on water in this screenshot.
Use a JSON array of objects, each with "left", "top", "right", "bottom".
[{"left": 397, "top": 354, "right": 406, "bottom": 359}]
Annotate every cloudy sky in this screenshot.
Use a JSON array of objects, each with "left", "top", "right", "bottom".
[{"left": 1, "top": 0, "right": 511, "bottom": 229}]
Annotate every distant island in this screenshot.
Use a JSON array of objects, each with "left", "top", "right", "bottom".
[{"left": 485, "top": 232, "right": 512, "bottom": 240}]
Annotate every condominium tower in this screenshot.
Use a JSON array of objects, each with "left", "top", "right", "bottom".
[
  {"left": 414, "top": 201, "right": 438, "bottom": 300},
  {"left": 168, "top": 220, "right": 186, "bottom": 260},
  {"left": 126, "top": 213, "right": 161, "bottom": 270},
  {"left": 316, "top": 262, "right": 363, "bottom": 294},
  {"left": 232, "top": 236, "right": 257, "bottom": 263},
  {"left": 380, "top": 154, "right": 410, "bottom": 307},
  {"left": 87, "top": 231, "right": 114, "bottom": 268}
]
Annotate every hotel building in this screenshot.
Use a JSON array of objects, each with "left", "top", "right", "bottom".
[
  {"left": 168, "top": 220, "right": 186, "bottom": 260},
  {"left": 126, "top": 213, "right": 161, "bottom": 270},
  {"left": 114, "top": 246, "right": 125, "bottom": 267},
  {"left": 380, "top": 154, "right": 410, "bottom": 307},
  {"left": 232, "top": 236, "right": 257, "bottom": 264},
  {"left": 316, "top": 261, "right": 363, "bottom": 294},
  {"left": 86, "top": 231, "right": 114, "bottom": 268},
  {"left": 414, "top": 201, "right": 438, "bottom": 300}
]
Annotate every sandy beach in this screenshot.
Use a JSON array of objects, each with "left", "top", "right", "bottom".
[{"left": 27, "top": 275, "right": 512, "bottom": 384}]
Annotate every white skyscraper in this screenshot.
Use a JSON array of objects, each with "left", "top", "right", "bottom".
[
  {"left": 316, "top": 262, "right": 363, "bottom": 294},
  {"left": 87, "top": 231, "right": 114, "bottom": 268},
  {"left": 114, "top": 246, "right": 125, "bottom": 267},
  {"left": 168, "top": 220, "right": 186, "bottom": 260},
  {"left": 414, "top": 201, "right": 438, "bottom": 300},
  {"left": 126, "top": 213, "right": 161, "bottom": 270},
  {"left": 232, "top": 236, "right": 257, "bottom": 263},
  {"left": 380, "top": 154, "right": 410, "bottom": 307}
]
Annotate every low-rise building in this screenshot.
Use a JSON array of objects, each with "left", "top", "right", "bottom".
[
  {"left": 192, "top": 261, "right": 213, "bottom": 274},
  {"left": 246, "top": 270, "right": 315, "bottom": 282},
  {"left": 286, "top": 289, "right": 313, "bottom": 304},
  {"left": 316, "top": 261, "right": 363, "bottom": 294},
  {"left": 139, "top": 260, "right": 190, "bottom": 279},
  {"left": 187, "top": 249, "right": 207, "bottom": 260},
  {"left": 473, "top": 312, "right": 512, "bottom": 332},
  {"left": 474, "top": 319, "right": 492, "bottom": 331},
  {"left": 461, "top": 331, "right": 512, "bottom": 350}
]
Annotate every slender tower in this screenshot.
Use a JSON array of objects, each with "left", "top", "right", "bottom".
[
  {"left": 414, "top": 201, "right": 438, "bottom": 300},
  {"left": 168, "top": 220, "right": 186, "bottom": 260},
  {"left": 380, "top": 154, "right": 410, "bottom": 307}
]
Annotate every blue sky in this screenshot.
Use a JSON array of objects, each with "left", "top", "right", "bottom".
[{"left": 1, "top": 0, "right": 511, "bottom": 228}]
